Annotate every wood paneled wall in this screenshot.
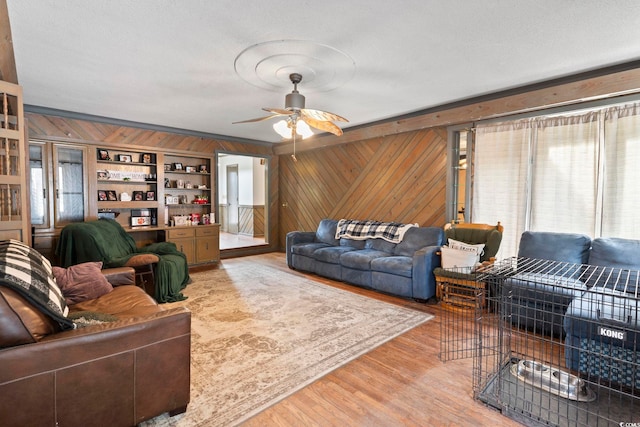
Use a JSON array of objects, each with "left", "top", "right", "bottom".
[
  {"left": 278, "top": 128, "right": 448, "bottom": 248},
  {"left": 25, "top": 112, "right": 280, "bottom": 253}
]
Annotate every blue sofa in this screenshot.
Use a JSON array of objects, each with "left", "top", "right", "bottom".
[
  {"left": 286, "top": 219, "right": 444, "bottom": 301},
  {"left": 564, "top": 237, "right": 640, "bottom": 389},
  {"left": 493, "top": 231, "right": 640, "bottom": 389},
  {"left": 502, "top": 231, "right": 592, "bottom": 336}
]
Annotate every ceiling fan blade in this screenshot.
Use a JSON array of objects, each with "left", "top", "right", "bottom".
[
  {"left": 262, "top": 107, "right": 292, "bottom": 116},
  {"left": 302, "top": 117, "right": 343, "bottom": 136},
  {"left": 301, "top": 108, "right": 348, "bottom": 123},
  {"left": 232, "top": 115, "right": 279, "bottom": 124}
]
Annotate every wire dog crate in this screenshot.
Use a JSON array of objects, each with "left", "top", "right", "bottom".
[{"left": 473, "top": 257, "right": 640, "bottom": 427}]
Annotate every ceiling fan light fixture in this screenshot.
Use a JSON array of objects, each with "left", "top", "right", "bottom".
[
  {"left": 273, "top": 118, "right": 314, "bottom": 140},
  {"left": 273, "top": 119, "right": 291, "bottom": 139}
]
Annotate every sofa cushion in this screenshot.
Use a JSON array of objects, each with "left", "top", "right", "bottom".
[
  {"left": 394, "top": 226, "right": 443, "bottom": 256},
  {"left": 291, "top": 242, "right": 331, "bottom": 257},
  {"left": 588, "top": 237, "right": 640, "bottom": 270},
  {"left": 340, "top": 238, "right": 366, "bottom": 249},
  {"left": 313, "top": 246, "right": 356, "bottom": 264},
  {"left": 316, "top": 219, "right": 339, "bottom": 245},
  {"left": 340, "top": 249, "right": 390, "bottom": 270},
  {"left": 517, "top": 231, "right": 591, "bottom": 264},
  {"left": 370, "top": 256, "right": 413, "bottom": 278},
  {"left": 53, "top": 262, "right": 114, "bottom": 305},
  {"left": 365, "top": 238, "right": 397, "bottom": 253},
  {"left": 0, "top": 286, "right": 60, "bottom": 343},
  {"left": 69, "top": 285, "right": 160, "bottom": 318}
]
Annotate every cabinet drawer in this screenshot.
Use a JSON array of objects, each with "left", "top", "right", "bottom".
[
  {"left": 196, "top": 227, "right": 218, "bottom": 237},
  {"left": 167, "top": 228, "right": 195, "bottom": 239}
]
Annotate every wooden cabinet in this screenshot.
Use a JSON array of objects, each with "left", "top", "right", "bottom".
[
  {"left": 0, "top": 81, "right": 28, "bottom": 243},
  {"left": 195, "top": 226, "right": 219, "bottom": 264},
  {"left": 166, "top": 227, "right": 196, "bottom": 264},
  {"left": 164, "top": 224, "right": 219, "bottom": 265}
]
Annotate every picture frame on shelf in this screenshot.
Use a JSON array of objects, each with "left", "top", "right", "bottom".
[
  {"left": 140, "top": 153, "right": 153, "bottom": 164},
  {"left": 106, "top": 190, "right": 118, "bottom": 201},
  {"left": 98, "top": 190, "right": 107, "bottom": 201},
  {"left": 173, "top": 162, "right": 183, "bottom": 171},
  {"left": 132, "top": 191, "right": 144, "bottom": 201},
  {"left": 164, "top": 164, "right": 172, "bottom": 171},
  {"left": 97, "top": 149, "right": 110, "bottom": 161},
  {"left": 145, "top": 191, "right": 156, "bottom": 201},
  {"left": 97, "top": 170, "right": 109, "bottom": 180},
  {"left": 185, "top": 166, "right": 196, "bottom": 173},
  {"left": 118, "top": 154, "right": 133, "bottom": 163},
  {"left": 198, "top": 164, "right": 208, "bottom": 173}
]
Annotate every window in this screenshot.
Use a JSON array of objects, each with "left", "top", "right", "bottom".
[{"left": 463, "top": 100, "right": 640, "bottom": 258}]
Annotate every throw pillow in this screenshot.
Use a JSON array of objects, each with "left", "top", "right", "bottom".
[
  {"left": 440, "top": 246, "right": 480, "bottom": 273},
  {"left": 53, "top": 262, "right": 113, "bottom": 305},
  {"left": 448, "top": 238, "right": 485, "bottom": 256}
]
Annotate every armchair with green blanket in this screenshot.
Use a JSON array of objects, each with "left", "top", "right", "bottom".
[{"left": 56, "top": 219, "right": 190, "bottom": 303}]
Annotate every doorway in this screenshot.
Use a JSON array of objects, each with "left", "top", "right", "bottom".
[
  {"left": 226, "top": 164, "right": 239, "bottom": 234},
  {"left": 217, "top": 153, "right": 268, "bottom": 250}
]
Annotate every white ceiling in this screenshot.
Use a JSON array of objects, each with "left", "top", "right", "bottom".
[{"left": 7, "top": 1, "right": 640, "bottom": 144}]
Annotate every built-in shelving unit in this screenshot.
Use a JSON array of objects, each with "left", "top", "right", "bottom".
[{"left": 0, "top": 81, "right": 28, "bottom": 243}]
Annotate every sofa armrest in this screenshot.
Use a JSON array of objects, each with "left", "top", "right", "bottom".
[
  {"left": 0, "top": 307, "right": 191, "bottom": 426},
  {"left": 286, "top": 231, "right": 317, "bottom": 266},
  {"left": 411, "top": 245, "right": 442, "bottom": 300},
  {"left": 102, "top": 266, "right": 135, "bottom": 287}
]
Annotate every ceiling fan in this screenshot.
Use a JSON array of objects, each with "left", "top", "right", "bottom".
[{"left": 233, "top": 73, "right": 348, "bottom": 138}]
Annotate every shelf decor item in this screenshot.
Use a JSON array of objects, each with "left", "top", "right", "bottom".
[
  {"left": 185, "top": 166, "right": 196, "bottom": 173},
  {"left": 97, "top": 149, "right": 111, "bottom": 161},
  {"left": 106, "top": 191, "right": 117, "bottom": 201},
  {"left": 140, "top": 153, "right": 153, "bottom": 164},
  {"left": 98, "top": 190, "right": 107, "bottom": 201},
  {"left": 118, "top": 154, "right": 132, "bottom": 162},
  {"left": 132, "top": 191, "right": 144, "bottom": 201},
  {"left": 145, "top": 191, "right": 155, "bottom": 201},
  {"left": 173, "top": 162, "right": 183, "bottom": 171},
  {"left": 97, "top": 170, "right": 109, "bottom": 180}
]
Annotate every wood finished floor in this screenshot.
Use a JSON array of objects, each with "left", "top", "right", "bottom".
[{"left": 218, "top": 253, "right": 521, "bottom": 427}]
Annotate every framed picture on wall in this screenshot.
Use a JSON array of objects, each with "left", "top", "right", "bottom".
[
  {"left": 97, "top": 149, "right": 111, "bottom": 161},
  {"left": 140, "top": 153, "right": 153, "bottom": 164}
]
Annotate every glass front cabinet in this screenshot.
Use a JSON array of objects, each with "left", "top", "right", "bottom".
[{"left": 30, "top": 141, "right": 88, "bottom": 261}]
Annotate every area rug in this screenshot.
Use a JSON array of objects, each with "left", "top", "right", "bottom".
[{"left": 143, "top": 261, "right": 433, "bottom": 426}]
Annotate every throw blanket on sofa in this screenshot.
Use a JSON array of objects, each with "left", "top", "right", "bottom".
[
  {"left": 0, "top": 240, "right": 75, "bottom": 330},
  {"left": 56, "top": 219, "right": 190, "bottom": 303},
  {"left": 335, "top": 219, "right": 418, "bottom": 243}
]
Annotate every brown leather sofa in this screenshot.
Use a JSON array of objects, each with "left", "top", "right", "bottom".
[{"left": 0, "top": 266, "right": 191, "bottom": 427}]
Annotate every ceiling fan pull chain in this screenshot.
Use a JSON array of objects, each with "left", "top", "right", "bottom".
[{"left": 291, "top": 119, "right": 298, "bottom": 162}]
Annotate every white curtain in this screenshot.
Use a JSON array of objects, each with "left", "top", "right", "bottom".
[
  {"left": 602, "top": 103, "right": 640, "bottom": 238},
  {"left": 529, "top": 113, "right": 599, "bottom": 234},
  {"left": 471, "top": 101, "right": 640, "bottom": 258},
  {"left": 472, "top": 119, "right": 532, "bottom": 259}
]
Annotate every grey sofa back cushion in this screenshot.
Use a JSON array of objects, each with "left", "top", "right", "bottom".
[
  {"left": 365, "top": 238, "right": 397, "bottom": 253},
  {"left": 589, "top": 237, "right": 640, "bottom": 270},
  {"left": 340, "top": 238, "right": 366, "bottom": 249},
  {"left": 394, "top": 227, "right": 444, "bottom": 256},
  {"left": 316, "top": 219, "right": 339, "bottom": 245},
  {"left": 518, "top": 231, "right": 591, "bottom": 264}
]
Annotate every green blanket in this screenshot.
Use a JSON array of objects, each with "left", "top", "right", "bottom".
[{"left": 56, "top": 219, "right": 189, "bottom": 303}]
